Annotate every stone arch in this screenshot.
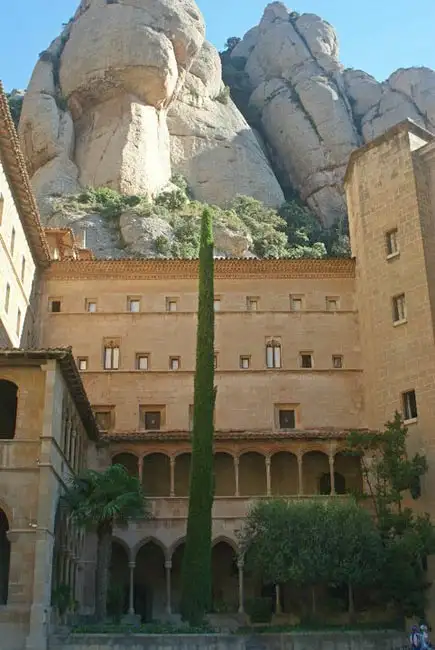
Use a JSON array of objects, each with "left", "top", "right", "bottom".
[
  {"left": 271, "top": 451, "right": 298, "bottom": 495},
  {"left": 212, "top": 535, "right": 239, "bottom": 553},
  {"left": 335, "top": 451, "right": 363, "bottom": 493},
  {"left": 212, "top": 540, "right": 238, "bottom": 613},
  {"left": 142, "top": 453, "right": 170, "bottom": 496},
  {"left": 302, "top": 450, "right": 329, "bottom": 495},
  {"left": 174, "top": 453, "right": 191, "bottom": 497},
  {"left": 239, "top": 452, "right": 266, "bottom": 496},
  {"left": 112, "top": 452, "right": 139, "bottom": 477},
  {"left": 0, "top": 379, "right": 18, "bottom": 440},
  {"left": 0, "top": 509, "right": 10, "bottom": 604},
  {"left": 214, "top": 452, "right": 235, "bottom": 496},
  {"left": 111, "top": 535, "right": 131, "bottom": 560},
  {"left": 134, "top": 540, "right": 166, "bottom": 621},
  {"left": 133, "top": 536, "right": 168, "bottom": 563}
]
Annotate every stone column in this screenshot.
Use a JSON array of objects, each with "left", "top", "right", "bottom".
[
  {"left": 237, "top": 559, "right": 244, "bottom": 614},
  {"left": 297, "top": 452, "right": 304, "bottom": 496},
  {"left": 128, "top": 562, "right": 135, "bottom": 615},
  {"left": 170, "top": 458, "right": 175, "bottom": 497},
  {"left": 265, "top": 456, "right": 271, "bottom": 497},
  {"left": 138, "top": 457, "right": 143, "bottom": 486},
  {"left": 165, "top": 560, "right": 172, "bottom": 615},
  {"left": 329, "top": 454, "right": 336, "bottom": 496},
  {"left": 234, "top": 457, "right": 240, "bottom": 497}
]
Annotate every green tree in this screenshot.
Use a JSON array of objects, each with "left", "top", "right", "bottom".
[
  {"left": 180, "top": 208, "right": 215, "bottom": 625},
  {"left": 63, "top": 464, "right": 149, "bottom": 621},
  {"left": 347, "top": 413, "right": 435, "bottom": 617},
  {"left": 224, "top": 37, "right": 241, "bottom": 53}
]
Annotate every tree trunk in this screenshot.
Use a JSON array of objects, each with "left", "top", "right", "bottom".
[
  {"left": 95, "top": 523, "right": 112, "bottom": 621},
  {"left": 311, "top": 585, "right": 317, "bottom": 618},
  {"left": 348, "top": 583, "right": 355, "bottom": 623}
]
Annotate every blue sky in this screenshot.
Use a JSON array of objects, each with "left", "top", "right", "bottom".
[{"left": 1, "top": 0, "right": 434, "bottom": 91}]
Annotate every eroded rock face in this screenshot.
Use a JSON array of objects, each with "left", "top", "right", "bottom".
[
  {"left": 19, "top": 0, "right": 283, "bottom": 235},
  {"left": 233, "top": 2, "right": 435, "bottom": 224}
]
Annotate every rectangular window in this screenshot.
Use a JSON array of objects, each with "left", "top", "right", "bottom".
[
  {"left": 393, "top": 294, "right": 406, "bottom": 323},
  {"left": 50, "top": 299, "right": 61, "bottom": 313},
  {"left": 21, "top": 256, "right": 26, "bottom": 283},
  {"left": 142, "top": 410, "right": 162, "bottom": 431},
  {"left": 386, "top": 228, "right": 399, "bottom": 257},
  {"left": 10, "top": 227, "right": 15, "bottom": 255},
  {"left": 332, "top": 355, "right": 343, "bottom": 369},
  {"left": 169, "top": 356, "right": 180, "bottom": 371},
  {"left": 5, "top": 283, "right": 10, "bottom": 313},
  {"left": 136, "top": 354, "right": 149, "bottom": 370},
  {"left": 266, "top": 339, "right": 281, "bottom": 368},
  {"left": 128, "top": 298, "right": 140, "bottom": 313},
  {"left": 166, "top": 298, "right": 178, "bottom": 312},
  {"left": 279, "top": 409, "right": 296, "bottom": 430},
  {"left": 104, "top": 341, "right": 120, "bottom": 370},
  {"left": 214, "top": 298, "right": 221, "bottom": 312},
  {"left": 247, "top": 297, "right": 259, "bottom": 311},
  {"left": 300, "top": 352, "right": 313, "bottom": 369},
  {"left": 240, "top": 355, "right": 250, "bottom": 369},
  {"left": 214, "top": 353, "right": 218, "bottom": 370},
  {"left": 86, "top": 299, "right": 97, "bottom": 313},
  {"left": 93, "top": 409, "right": 114, "bottom": 433},
  {"left": 16, "top": 309, "right": 21, "bottom": 335},
  {"left": 290, "top": 295, "right": 304, "bottom": 312},
  {"left": 78, "top": 357, "right": 88, "bottom": 371},
  {"left": 402, "top": 390, "right": 417, "bottom": 421},
  {"left": 326, "top": 296, "right": 339, "bottom": 311}
]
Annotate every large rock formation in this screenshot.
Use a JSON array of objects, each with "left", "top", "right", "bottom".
[
  {"left": 19, "top": 0, "right": 284, "bottom": 220},
  {"left": 230, "top": 2, "right": 435, "bottom": 224}
]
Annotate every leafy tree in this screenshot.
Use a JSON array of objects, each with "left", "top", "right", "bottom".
[
  {"left": 224, "top": 37, "right": 241, "bottom": 53},
  {"left": 180, "top": 208, "right": 215, "bottom": 625},
  {"left": 6, "top": 92, "right": 24, "bottom": 130},
  {"left": 347, "top": 413, "right": 435, "bottom": 617},
  {"left": 63, "top": 464, "right": 149, "bottom": 621}
]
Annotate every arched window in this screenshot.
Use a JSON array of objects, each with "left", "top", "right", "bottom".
[
  {"left": 0, "top": 510, "right": 10, "bottom": 604},
  {"left": 0, "top": 380, "right": 18, "bottom": 440},
  {"left": 319, "top": 472, "right": 346, "bottom": 495},
  {"left": 266, "top": 339, "right": 281, "bottom": 369}
]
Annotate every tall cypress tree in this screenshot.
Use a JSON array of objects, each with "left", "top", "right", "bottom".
[{"left": 180, "top": 208, "right": 215, "bottom": 625}]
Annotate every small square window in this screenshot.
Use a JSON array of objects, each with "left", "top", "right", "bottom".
[
  {"left": 128, "top": 298, "right": 140, "bottom": 313},
  {"left": 86, "top": 299, "right": 97, "bottom": 313},
  {"left": 393, "top": 294, "right": 406, "bottom": 323},
  {"left": 247, "top": 297, "right": 258, "bottom": 311},
  {"left": 144, "top": 411, "right": 161, "bottom": 430},
  {"left": 166, "top": 298, "right": 178, "bottom": 312},
  {"left": 300, "top": 353, "right": 313, "bottom": 369},
  {"left": 326, "top": 297, "right": 339, "bottom": 311},
  {"left": 240, "top": 355, "right": 250, "bottom": 369},
  {"left": 78, "top": 358, "right": 88, "bottom": 371},
  {"left": 5, "top": 283, "right": 10, "bottom": 314},
  {"left": 386, "top": 229, "right": 399, "bottom": 257},
  {"left": 93, "top": 409, "right": 113, "bottom": 433},
  {"left": 332, "top": 355, "right": 343, "bottom": 369},
  {"left": 170, "top": 356, "right": 180, "bottom": 371},
  {"left": 279, "top": 409, "right": 296, "bottom": 430},
  {"left": 50, "top": 299, "right": 61, "bottom": 313},
  {"left": 214, "top": 298, "right": 221, "bottom": 312},
  {"left": 136, "top": 354, "right": 149, "bottom": 370},
  {"left": 402, "top": 389, "right": 417, "bottom": 421},
  {"left": 290, "top": 295, "right": 303, "bottom": 312}
]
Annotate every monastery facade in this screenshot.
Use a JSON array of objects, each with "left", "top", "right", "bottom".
[{"left": 2, "top": 82, "right": 435, "bottom": 647}]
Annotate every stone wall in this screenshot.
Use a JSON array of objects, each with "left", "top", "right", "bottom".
[{"left": 49, "top": 631, "right": 407, "bottom": 650}]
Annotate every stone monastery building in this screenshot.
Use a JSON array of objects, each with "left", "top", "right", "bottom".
[{"left": 2, "top": 81, "right": 435, "bottom": 648}]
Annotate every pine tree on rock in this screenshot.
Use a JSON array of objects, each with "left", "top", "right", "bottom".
[{"left": 180, "top": 208, "right": 215, "bottom": 625}]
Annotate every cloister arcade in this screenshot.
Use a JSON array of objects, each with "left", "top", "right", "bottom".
[{"left": 111, "top": 446, "right": 363, "bottom": 498}]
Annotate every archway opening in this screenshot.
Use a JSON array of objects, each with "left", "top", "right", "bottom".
[
  {"left": 134, "top": 541, "right": 166, "bottom": 622},
  {"left": 112, "top": 453, "right": 138, "bottom": 477},
  {"left": 142, "top": 454, "right": 170, "bottom": 496},
  {"left": 214, "top": 453, "right": 235, "bottom": 496},
  {"left": 0, "top": 510, "right": 10, "bottom": 604},
  {"left": 319, "top": 472, "right": 346, "bottom": 495},
  {"left": 0, "top": 380, "right": 18, "bottom": 440},
  {"left": 109, "top": 541, "right": 129, "bottom": 618},
  {"left": 174, "top": 454, "right": 191, "bottom": 497},
  {"left": 335, "top": 452, "right": 363, "bottom": 493},
  {"left": 302, "top": 451, "right": 329, "bottom": 495},
  {"left": 212, "top": 541, "right": 238, "bottom": 613},
  {"left": 239, "top": 452, "right": 266, "bottom": 496},
  {"left": 271, "top": 452, "right": 298, "bottom": 495}
]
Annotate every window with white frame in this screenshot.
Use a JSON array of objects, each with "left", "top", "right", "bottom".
[
  {"left": 169, "top": 356, "right": 180, "bottom": 371},
  {"left": 103, "top": 340, "right": 120, "bottom": 370},
  {"left": 136, "top": 354, "right": 149, "bottom": 370},
  {"left": 392, "top": 294, "right": 406, "bottom": 323},
  {"left": 128, "top": 297, "right": 140, "bottom": 313},
  {"left": 247, "top": 297, "right": 259, "bottom": 311},
  {"left": 290, "top": 295, "right": 304, "bottom": 311},
  {"left": 166, "top": 298, "right": 178, "bottom": 312},
  {"left": 86, "top": 299, "right": 97, "bottom": 313},
  {"left": 386, "top": 228, "right": 399, "bottom": 257},
  {"left": 240, "top": 355, "right": 250, "bottom": 369},
  {"left": 78, "top": 358, "right": 88, "bottom": 371},
  {"left": 266, "top": 339, "right": 281, "bottom": 369},
  {"left": 402, "top": 390, "right": 417, "bottom": 421}
]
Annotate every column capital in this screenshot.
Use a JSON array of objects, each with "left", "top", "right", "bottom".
[
  {"left": 265, "top": 455, "right": 271, "bottom": 467},
  {"left": 128, "top": 562, "right": 136, "bottom": 569},
  {"left": 170, "top": 457, "right": 176, "bottom": 466},
  {"left": 164, "top": 560, "right": 172, "bottom": 570},
  {"left": 328, "top": 453, "right": 335, "bottom": 465},
  {"left": 233, "top": 456, "right": 239, "bottom": 466},
  {"left": 237, "top": 559, "right": 244, "bottom": 569}
]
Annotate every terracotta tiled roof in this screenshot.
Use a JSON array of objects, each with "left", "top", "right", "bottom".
[
  {"left": 0, "top": 83, "right": 50, "bottom": 266},
  {"left": 106, "top": 428, "right": 371, "bottom": 442},
  {"left": 44, "top": 257, "right": 356, "bottom": 281},
  {"left": 0, "top": 347, "right": 99, "bottom": 440}
]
